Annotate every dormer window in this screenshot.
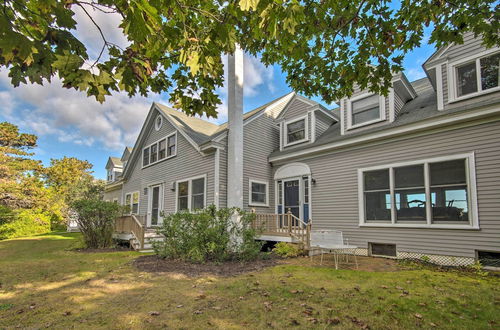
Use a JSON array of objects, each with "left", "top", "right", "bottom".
[
  {"left": 451, "top": 51, "right": 500, "bottom": 101},
  {"left": 284, "top": 115, "right": 308, "bottom": 147},
  {"left": 107, "top": 169, "right": 113, "bottom": 182},
  {"left": 347, "top": 93, "right": 386, "bottom": 129}
]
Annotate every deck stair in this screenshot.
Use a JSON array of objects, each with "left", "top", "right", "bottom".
[
  {"left": 131, "top": 229, "right": 164, "bottom": 252},
  {"left": 114, "top": 215, "right": 164, "bottom": 252}
]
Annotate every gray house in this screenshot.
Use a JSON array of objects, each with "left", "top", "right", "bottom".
[{"left": 105, "top": 34, "right": 500, "bottom": 266}]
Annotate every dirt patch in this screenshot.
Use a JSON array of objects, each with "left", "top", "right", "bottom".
[
  {"left": 134, "top": 254, "right": 404, "bottom": 277},
  {"left": 134, "top": 255, "right": 280, "bottom": 277},
  {"left": 74, "top": 246, "right": 132, "bottom": 253},
  {"left": 288, "top": 254, "right": 404, "bottom": 272}
]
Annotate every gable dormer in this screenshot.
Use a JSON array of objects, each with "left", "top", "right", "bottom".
[
  {"left": 105, "top": 157, "right": 123, "bottom": 183},
  {"left": 339, "top": 73, "right": 416, "bottom": 135},
  {"left": 423, "top": 32, "right": 500, "bottom": 111},
  {"left": 120, "top": 147, "right": 132, "bottom": 169},
  {"left": 277, "top": 94, "right": 336, "bottom": 150}
]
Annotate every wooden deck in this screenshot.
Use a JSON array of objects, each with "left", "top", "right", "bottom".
[
  {"left": 114, "top": 212, "right": 312, "bottom": 251},
  {"left": 251, "top": 212, "right": 311, "bottom": 248}
]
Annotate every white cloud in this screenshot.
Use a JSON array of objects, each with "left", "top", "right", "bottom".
[
  {"left": 406, "top": 67, "right": 426, "bottom": 81},
  {"left": 0, "top": 6, "right": 277, "bottom": 152},
  {"left": 0, "top": 70, "right": 156, "bottom": 152}
]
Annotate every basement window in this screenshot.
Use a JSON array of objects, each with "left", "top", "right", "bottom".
[
  {"left": 369, "top": 243, "right": 396, "bottom": 257},
  {"left": 477, "top": 251, "right": 500, "bottom": 268}
]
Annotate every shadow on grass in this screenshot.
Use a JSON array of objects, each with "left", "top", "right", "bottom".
[{"left": 0, "top": 234, "right": 499, "bottom": 329}]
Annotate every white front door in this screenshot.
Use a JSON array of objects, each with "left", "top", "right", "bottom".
[{"left": 148, "top": 184, "right": 163, "bottom": 227}]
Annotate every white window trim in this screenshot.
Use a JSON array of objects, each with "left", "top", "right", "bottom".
[
  {"left": 175, "top": 174, "right": 207, "bottom": 212},
  {"left": 154, "top": 114, "right": 163, "bottom": 131},
  {"left": 346, "top": 92, "right": 386, "bottom": 130},
  {"left": 125, "top": 191, "right": 140, "bottom": 215},
  {"left": 357, "top": 153, "right": 479, "bottom": 230},
  {"left": 448, "top": 48, "right": 500, "bottom": 103},
  {"left": 142, "top": 131, "right": 177, "bottom": 169},
  {"left": 283, "top": 114, "right": 309, "bottom": 147},
  {"left": 248, "top": 179, "right": 269, "bottom": 207}
]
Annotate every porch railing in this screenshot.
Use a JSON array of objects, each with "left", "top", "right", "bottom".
[
  {"left": 252, "top": 210, "right": 311, "bottom": 249},
  {"left": 114, "top": 215, "right": 145, "bottom": 250}
]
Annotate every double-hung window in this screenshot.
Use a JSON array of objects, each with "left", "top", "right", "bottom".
[
  {"left": 249, "top": 179, "right": 268, "bottom": 206},
  {"left": 284, "top": 115, "right": 308, "bottom": 146},
  {"left": 452, "top": 51, "right": 500, "bottom": 100},
  {"left": 176, "top": 176, "right": 206, "bottom": 211},
  {"left": 167, "top": 133, "right": 176, "bottom": 157},
  {"left": 359, "top": 154, "right": 477, "bottom": 228},
  {"left": 348, "top": 93, "right": 385, "bottom": 128},
  {"left": 125, "top": 191, "right": 140, "bottom": 214},
  {"left": 142, "top": 132, "right": 177, "bottom": 167}
]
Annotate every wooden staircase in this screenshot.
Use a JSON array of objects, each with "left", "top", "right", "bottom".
[{"left": 114, "top": 215, "right": 164, "bottom": 252}]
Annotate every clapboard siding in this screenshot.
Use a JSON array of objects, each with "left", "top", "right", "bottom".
[
  {"left": 315, "top": 113, "right": 331, "bottom": 139},
  {"left": 218, "top": 136, "right": 228, "bottom": 208},
  {"left": 122, "top": 109, "right": 215, "bottom": 217},
  {"left": 103, "top": 187, "right": 122, "bottom": 203},
  {"left": 242, "top": 113, "right": 277, "bottom": 213},
  {"left": 394, "top": 90, "right": 405, "bottom": 118},
  {"left": 280, "top": 119, "right": 500, "bottom": 258}
]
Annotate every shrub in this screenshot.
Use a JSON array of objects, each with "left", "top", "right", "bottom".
[
  {"left": 153, "top": 205, "right": 262, "bottom": 262},
  {"left": 273, "top": 242, "right": 302, "bottom": 258},
  {"left": 71, "top": 199, "right": 123, "bottom": 249},
  {"left": 0, "top": 209, "right": 51, "bottom": 240}
]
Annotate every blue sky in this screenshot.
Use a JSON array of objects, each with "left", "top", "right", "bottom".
[{"left": 0, "top": 7, "right": 436, "bottom": 180}]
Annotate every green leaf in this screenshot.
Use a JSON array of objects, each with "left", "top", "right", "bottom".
[
  {"left": 52, "top": 52, "right": 84, "bottom": 71},
  {"left": 239, "top": 0, "right": 259, "bottom": 11}
]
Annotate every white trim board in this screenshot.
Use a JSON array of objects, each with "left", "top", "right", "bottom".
[
  {"left": 283, "top": 114, "right": 309, "bottom": 147},
  {"left": 357, "top": 152, "right": 479, "bottom": 230},
  {"left": 447, "top": 49, "right": 500, "bottom": 103},
  {"left": 248, "top": 178, "right": 269, "bottom": 207},
  {"left": 174, "top": 174, "right": 208, "bottom": 212},
  {"left": 346, "top": 92, "right": 386, "bottom": 130}
]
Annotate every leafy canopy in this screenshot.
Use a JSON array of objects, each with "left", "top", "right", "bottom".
[{"left": 1, "top": 0, "right": 498, "bottom": 118}]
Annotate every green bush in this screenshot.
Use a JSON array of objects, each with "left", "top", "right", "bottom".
[
  {"left": 71, "top": 199, "right": 123, "bottom": 249},
  {"left": 153, "top": 205, "right": 262, "bottom": 262},
  {"left": 0, "top": 209, "right": 51, "bottom": 240},
  {"left": 273, "top": 242, "right": 302, "bottom": 258}
]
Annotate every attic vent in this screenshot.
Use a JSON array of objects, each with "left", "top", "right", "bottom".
[
  {"left": 477, "top": 251, "right": 500, "bottom": 268},
  {"left": 369, "top": 243, "right": 396, "bottom": 257}
]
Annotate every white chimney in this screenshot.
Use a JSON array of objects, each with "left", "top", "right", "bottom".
[{"left": 226, "top": 45, "right": 244, "bottom": 209}]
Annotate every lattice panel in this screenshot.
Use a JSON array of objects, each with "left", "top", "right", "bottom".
[{"left": 397, "top": 252, "right": 474, "bottom": 267}]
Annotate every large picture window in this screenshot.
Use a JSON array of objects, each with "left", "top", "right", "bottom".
[
  {"left": 249, "top": 179, "right": 269, "bottom": 206},
  {"left": 176, "top": 176, "right": 206, "bottom": 211},
  {"left": 358, "top": 154, "right": 478, "bottom": 229},
  {"left": 142, "top": 132, "right": 177, "bottom": 167},
  {"left": 452, "top": 51, "right": 500, "bottom": 100}
]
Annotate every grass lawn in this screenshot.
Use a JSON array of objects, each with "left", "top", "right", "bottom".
[{"left": 0, "top": 233, "right": 499, "bottom": 329}]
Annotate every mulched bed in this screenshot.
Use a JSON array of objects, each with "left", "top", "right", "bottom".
[
  {"left": 134, "top": 255, "right": 281, "bottom": 277},
  {"left": 74, "top": 246, "right": 132, "bottom": 253}
]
